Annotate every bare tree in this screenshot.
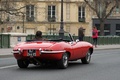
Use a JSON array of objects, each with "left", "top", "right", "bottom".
[
  {"left": 84, "top": 0, "right": 119, "bottom": 36},
  {"left": 0, "top": 0, "right": 26, "bottom": 15},
  {"left": 0, "top": 0, "right": 38, "bottom": 33},
  {"left": 0, "top": 0, "right": 26, "bottom": 32},
  {"left": 0, "top": 0, "right": 38, "bottom": 22}
]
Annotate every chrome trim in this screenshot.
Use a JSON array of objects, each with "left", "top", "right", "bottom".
[
  {"left": 41, "top": 50, "right": 66, "bottom": 53},
  {"left": 39, "top": 48, "right": 42, "bottom": 54},
  {"left": 39, "top": 48, "right": 42, "bottom": 51},
  {"left": 11, "top": 51, "right": 20, "bottom": 54},
  {"left": 12, "top": 48, "right": 22, "bottom": 54},
  {"left": 18, "top": 48, "right": 21, "bottom": 51}
]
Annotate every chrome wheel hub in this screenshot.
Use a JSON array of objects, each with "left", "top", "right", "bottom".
[
  {"left": 86, "top": 52, "right": 91, "bottom": 62},
  {"left": 63, "top": 54, "right": 68, "bottom": 67}
]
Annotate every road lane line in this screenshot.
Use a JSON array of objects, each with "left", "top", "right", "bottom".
[{"left": 0, "top": 65, "right": 17, "bottom": 70}]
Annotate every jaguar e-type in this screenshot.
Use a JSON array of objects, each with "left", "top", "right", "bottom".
[{"left": 12, "top": 32, "right": 93, "bottom": 69}]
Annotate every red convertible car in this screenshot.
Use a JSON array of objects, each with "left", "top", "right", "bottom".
[{"left": 12, "top": 32, "right": 93, "bottom": 69}]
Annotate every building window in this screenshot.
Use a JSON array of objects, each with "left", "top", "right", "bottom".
[
  {"left": 104, "top": 24, "right": 110, "bottom": 36},
  {"left": 95, "top": 24, "right": 110, "bottom": 36},
  {"left": 78, "top": 6, "right": 85, "bottom": 22},
  {"left": 26, "top": 5, "right": 34, "bottom": 22},
  {"left": 116, "top": 24, "right": 120, "bottom": 36},
  {"left": 66, "top": 4, "right": 70, "bottom": 20},
  {"left": 48, "top": 5, "right": 56, "bottom": 22},
  {"left": 116, "top": 5, "right": 120, "bottom": 13}
]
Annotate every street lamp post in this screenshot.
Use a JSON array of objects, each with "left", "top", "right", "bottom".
[
  {"left": 50, "top": 18, "right": 51, "bottom": 34},
  {"left": 59, "top": 0, "right": 64, "bottom": 38}
]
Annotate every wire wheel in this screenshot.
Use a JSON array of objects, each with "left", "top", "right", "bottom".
[
  {"left": 81, "top": 50, "right": 91, "bottom": 64},
  {"left": 58, "top": 53, "right": 68, "bottom": 69}
]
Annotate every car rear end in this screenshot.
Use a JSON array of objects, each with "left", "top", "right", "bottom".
[{"left": 12, "top": 41, "right": 66, "bottom": 68}]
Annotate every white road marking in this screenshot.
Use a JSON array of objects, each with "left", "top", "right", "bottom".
[{"left": 0, "top": 65, "right": 17, "bottom": 70}]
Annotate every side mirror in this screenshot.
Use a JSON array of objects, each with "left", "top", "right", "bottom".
[{"left": 76, "top": 39, "right": 79, "bottom": 42}]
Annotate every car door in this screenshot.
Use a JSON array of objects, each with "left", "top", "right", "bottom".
[
  {"left": 70, "top": 41, "right": 84, "bottom": 59},
  {"left": 66, "top": 33, "right": 84, "bottom": 59}
]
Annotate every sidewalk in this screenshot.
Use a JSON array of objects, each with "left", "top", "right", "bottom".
[
  {"left": 94, "top": 44, "right": 120, "bottom": 50},
  {"left": 0, "top": 48, "right": 13, "bottom": 57},
  {"left": 0, "top": 44, "right": 120, "bottom": 57}
]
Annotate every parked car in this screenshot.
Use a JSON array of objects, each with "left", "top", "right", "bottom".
[{"left": 12, "top": 32, "right": 94, "bottom": 69}]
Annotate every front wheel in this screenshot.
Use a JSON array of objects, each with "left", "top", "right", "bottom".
[
  {"left": 81, "top": 50, "right": 91, "bottom": 64},
  {"left": 58, "top": 53, "right": 68, "bottom": 69},
  {"left": 17, "top": 60, "right": 29, "bottom": 68}
]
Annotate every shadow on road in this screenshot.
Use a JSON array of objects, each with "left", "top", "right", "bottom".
[{"left": 15, "top": 61, "right": 94, "bottom": 71}]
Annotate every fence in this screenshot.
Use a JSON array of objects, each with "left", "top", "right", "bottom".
[
  {"left": 0, "top": 34, "right": 120, "bottom": 48},
  {"left": 27, "top": 35, "right": 120, "bottom": 45},
  {"left": 84, "top": 36, "right": 120, "bottom": 45}
]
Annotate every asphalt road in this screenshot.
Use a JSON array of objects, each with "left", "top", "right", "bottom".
[{"left": 0, "top": 49, "right": 120, "bottom": 80}]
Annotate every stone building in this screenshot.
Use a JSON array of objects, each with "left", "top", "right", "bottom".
[
  {"left": 0, "top": 0, "right": 92, "bottom": 36},
  {"left": 0, "top": 0, "right": 120, "bottom": 36}
]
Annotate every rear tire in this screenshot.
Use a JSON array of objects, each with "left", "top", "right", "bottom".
[
  {"left": 58, "top": 53, "right": 68, "bottom": 69},
  {"left": 81, "top": 50, "right": 91, "bottom": 64},
  {"left": 17, "top": 60, "right": 29, "bottom": 68}
]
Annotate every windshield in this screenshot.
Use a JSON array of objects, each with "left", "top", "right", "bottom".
[{"left": 26, "top": 32, "right": 74, "bottom": 42}]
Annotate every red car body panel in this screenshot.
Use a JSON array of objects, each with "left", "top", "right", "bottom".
[{"left": 13, "top": 41, "right": 93, "bottom": 61}]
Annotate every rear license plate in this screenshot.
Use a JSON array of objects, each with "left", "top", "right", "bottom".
[{"left": 28, "top": 49, "right": 36, "bottom": 56}]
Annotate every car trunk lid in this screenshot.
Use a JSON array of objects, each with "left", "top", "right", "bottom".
[{"left": 17, "top": 41, "right": 55, "bottom": 49}]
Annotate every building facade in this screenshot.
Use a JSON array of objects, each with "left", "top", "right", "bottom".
[
  {"left": 0, "top": 0, "right": 120, "bottom": 36},
  {"left": 93, "top": 12, "right": 120, "bottom": 36},
  {"left": 0, "top": 0, "right": 92, "bottom": 36},
  {"left": 92, "top": 1, "right": 120, "bottom": 36}
]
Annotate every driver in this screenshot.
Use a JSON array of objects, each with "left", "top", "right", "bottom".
[{"left": 34, "top": 31, "right": 46, "bottom": 41}]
